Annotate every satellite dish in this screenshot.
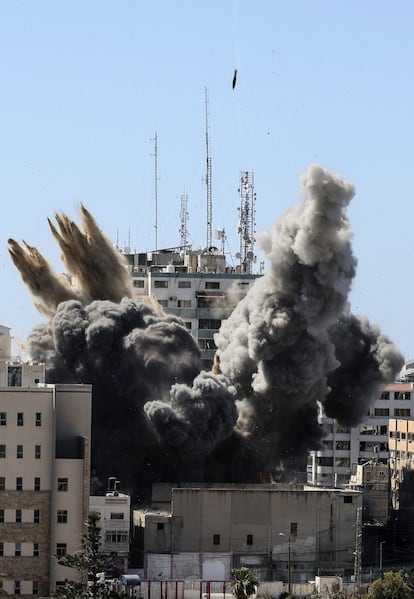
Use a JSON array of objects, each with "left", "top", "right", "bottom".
[
  {"left": 214, "top": 228, "right": 224, "bottom": 240},
  {"left": 247, "top": 251, "right": 254, "bottom": 260},
  {"left": 235, "top": 252, "right": 241, "bottom": 259}
]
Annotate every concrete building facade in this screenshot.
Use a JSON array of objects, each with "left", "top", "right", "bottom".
[
  {"left": 124, "top": 249, "right": 260, "bottom": 370},
  {"left": 0, "top": 327, "right": 92, "bottom": 596},
  {"left": 308, "top": 382, "right": 414, "bottom": 489},
  {"left": 90, "top": 484, "right": 131, "bottom": 575},
  {"left": 134, "top": 484, "right": 362, "bottom": 583}
]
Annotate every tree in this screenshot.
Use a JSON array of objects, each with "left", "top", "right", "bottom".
[
  {"left": 368, "top": 570, "right": 411, "bottom": 599},
  {"left": 55, "top": 511, "right": 129, "bottom": 599},
  {"left": 231, "top": 567, "right": 259, "bottom": 599}
]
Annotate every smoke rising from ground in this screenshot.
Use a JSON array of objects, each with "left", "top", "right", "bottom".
[{"left": 8, "top": 164, "right": 404, "bottom": 497}]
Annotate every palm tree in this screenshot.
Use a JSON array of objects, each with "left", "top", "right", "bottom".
[{"left": 231, "top": 567, "right": 259, "bottom": 599}]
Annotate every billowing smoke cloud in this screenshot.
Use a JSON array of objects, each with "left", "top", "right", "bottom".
[
  {"left": 214, "top": 164, "right": 404, "bottom": 479},
  {"left": 8, "top": 164, "right": 404, "bottom": 497}
]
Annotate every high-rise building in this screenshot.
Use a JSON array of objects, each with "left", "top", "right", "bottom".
[
  {"left": 308, "top": 382, "right": 414, "bottom": 489},
  {"left": 0, "top": 326, "right": 92, "bottom": 597},
  {"left": 123, "top": 249, "right": 261, "bottom": 370}
]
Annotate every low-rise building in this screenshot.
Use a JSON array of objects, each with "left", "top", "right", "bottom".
[{"left": 134, "top": 483, "right": 362, "bottom": 583}]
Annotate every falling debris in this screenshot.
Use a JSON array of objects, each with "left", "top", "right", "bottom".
[
  {"left": 9, "top": 164, "right": 404, "bottom": 499},
  {"left": 232, "top": 69, "right": 238, "bottom": 89}
]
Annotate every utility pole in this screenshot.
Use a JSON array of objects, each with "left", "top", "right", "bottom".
[
  {"left": 379, "top": 541, "right": 386, "bottom": 577},
  {"left": 204, "top": 87, "right": 212, "bottom": 250},
  {"left": 151, "top": 132, "right": 159, "bottom": 255}
]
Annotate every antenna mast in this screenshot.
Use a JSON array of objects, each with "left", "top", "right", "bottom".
[
  {"left": 180, "top": 191, "right": 189, "bottom": 250},
  {"left": 152, "top": 132, "right": 159, "bottom": 253},
  {"left": 205, "top": 87, "right": 212, "bottom": 249},
  {"left": 237, "top": 171, "right": 256, "bottom": 274}
]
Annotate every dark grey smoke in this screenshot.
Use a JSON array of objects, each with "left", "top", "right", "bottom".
[
  {"left": 214, "top": 164, "right": 403, "bottom": 480},
  {"left": 8, "top": 164, "right": 404, "bottom": 496}
]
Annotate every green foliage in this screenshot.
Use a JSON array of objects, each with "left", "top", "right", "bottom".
[
  {"left": 54, "top": 511, "right": 129, "bottom": 599},
  {"left": 368, "top": 570, "right": 411, "bottom": 599},
  {"left": 327, "top": 582, "right": 344, "bottom": 599},
  {"left": 231, "top": 567, "right": 259, "bottom": 599}
]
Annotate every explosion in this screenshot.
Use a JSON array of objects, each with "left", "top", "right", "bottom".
[{"left": 8, "top": 165, "right": 403, "bottom": 499}]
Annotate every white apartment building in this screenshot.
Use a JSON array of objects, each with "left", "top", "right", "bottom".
[
  {"left": 0, "top": 325, "right": 92, "bottom": 597},
  {"left": 90, "top": 481, "right": 131, "bottom": 575},
  {"left": 124, "top": 249, "right": 261, "bottom": 369},
  {"left": 308, "top": 382, "right": 414, "bottom": 489}
]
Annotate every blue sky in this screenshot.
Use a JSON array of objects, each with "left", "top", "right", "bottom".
[{"left": 1, "top": 1, "right": 414, "bottom": 359}]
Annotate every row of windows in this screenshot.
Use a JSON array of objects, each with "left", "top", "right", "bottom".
[
  {"left": 0, "top": 412, "right": 42, "bottom": 426},
  {"left": 0, "top": 444, "right": 42, "bottom": 459},
  {"left": 380, "top": 391, "right": 411, "bottom": 400},
  {"left": 152, "top": 280, "right": 222, "bottom": 290},
  {"left": 0, "top": 476, "right": 68, "bottom": 491},
  {"left": 0, "top": 581, "right": 39, "bottom": 596},
  {"left": 316, "top": 457, "right": 351, "bottom": 468},
  {"left": 390, "top": 431, "right": 414, "bottom": 441},
  {"left": 0, "top": 476, "right": 41, "bottom": 491},
  {"left": 0, "top": 542, "right": 39, "bottom": 556},
  {"left": 374, "top": 408, "right": 411, "bottom": 417},
  {"left": 0, "top": 509, "right": 40, "bottom": 523}
]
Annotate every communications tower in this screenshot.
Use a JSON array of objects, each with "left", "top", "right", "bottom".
[
  {"left": 237, "top": 171, "right": 256, "bottom": 274},
  {"left": 180, "top": 191, "right": 189, "bottom": 250}
]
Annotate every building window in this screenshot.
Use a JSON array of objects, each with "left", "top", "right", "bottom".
[
  {"left": 395, "top": 409, "right": 411, "bottom": 417},
  {"left": 199, "top": 318, "right": 222, "bottom": 330},
  {"left": 105, "top": 531, "right": 128, "bottom": 543},
  {"left": 335, "top": 424, "right": 350, "bottom": 433},
  {"left": 17, "top": 445, "right": 23, "bottom": 459},
  {"left": 110, "top": 512, "right": 124, "bottom": 520},
  {"left": 35, "top": 412, "right": 42, "bottom": 427},
  {"left": 34, "top": 477, "right": 40, "bottom": 491},
  {"left": 16, "top": 477, "right": 23, "bottom": 491},
  {"left": 380, "top": 391, "right": 390, "bottom": 400},
  {"left": 205, "top": 281, "right": 220, "bottom": 289},
  {"left": 56, "top": 543, "right": 67, "bottom": 558},
  {"left": 16, "top": 509, "right": 22, "bottom": 523},
  {"left": 316, "top": 456, "right": 333, "bottom": 467},
  {"left": 33, "top": 543, "right": 39, "bottom": 557},
  {"left": 178, "top": 281, "right": 191, "bottom": 288},
  {"left": 0, "top": 543, "right": 3, "bottom": 556},
  {"left": 178, "top": 300, "right": 192, "bottom": 308},
  {"left": 213, "top": 534, "right": 220, "bottom": 545},
  {"left": 35, "top": 445, "right": 41, "bottom": 459},
  {"left": 374, "top": 408, "right": 390, "bottom": 416},
  {"left": 335, "top": 440, "right": 350, "bottom": 451},
  {"left": 14, "top": 581, "right": 21, "bottom": 595},
  {"left": 133, "top": 279, "right": 145, "bottom": 288},
  {"left": 0, "top": 412, "right": 6, "bottom": 426},
  {"left": 0, "top": 477, "right": 5, "bottom": 491},
  {"left": 17, "top": 412, "right": 24, "bottom": 426},
  {"left": 8, "top": 366, "right": 22, "bottom": 386},
  {"left": 154, "top": 280, "right": 168, "bottom": 288},
  {"left": 344, "top": 496, "right": 353, "bottom": 504},
  {"left": 157, "top": 522, "right": 164, "bottom": 530},
  {"left": 57, "top": 510, "right": 68, "bottom": 523},
  {"left": 34, "top": 510, "right": 40, "bottom": 523},
  {"left": 33, "top": 581, "right": 39, "bottom": 595},
  {"left": 158, "top": 299, "right": 168, "bottom": 308},
  {"left": 0, "top": 509, "right": 4, "bottom": 522},
  {"left": 184, "top": 321, "right": 192, "bottom": 329},
  {"left": 246, "top": 534, "right": 253, "bottom": 546},
  {"left": 57, "top": 478, "right": 68, "bottom": 491},
  {"left": 291, "top": 522, "right": 298, "bottom": 535},
  {"left": 198, "top": 338, "right": 217, "bottom": 350},
  {"left": 395, "top": 391, "right": 411, "bottom": 400},
  {"left": 0, "top": 445, "right": 6, "bottom": 458},
  {"left": 15, "top": 542, "right": 21, "bottom": 556}
]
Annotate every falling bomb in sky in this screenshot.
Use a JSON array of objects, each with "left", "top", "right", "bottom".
[{"left": 8, "top": 164, "right": 404, "bottom": 496}]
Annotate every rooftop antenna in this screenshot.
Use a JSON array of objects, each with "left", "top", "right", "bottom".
[
  {"left": 204, "top": 87, "right": 213, "bottom": 250},
  {"left": 151, "top": 132, "right": 159, "bottom": 256},
  {"left": 237, "top": 171, "right": 257, "bottom": 274},
  {"left": 180, "top": 190, "right": 189, "bottom": 250}
]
